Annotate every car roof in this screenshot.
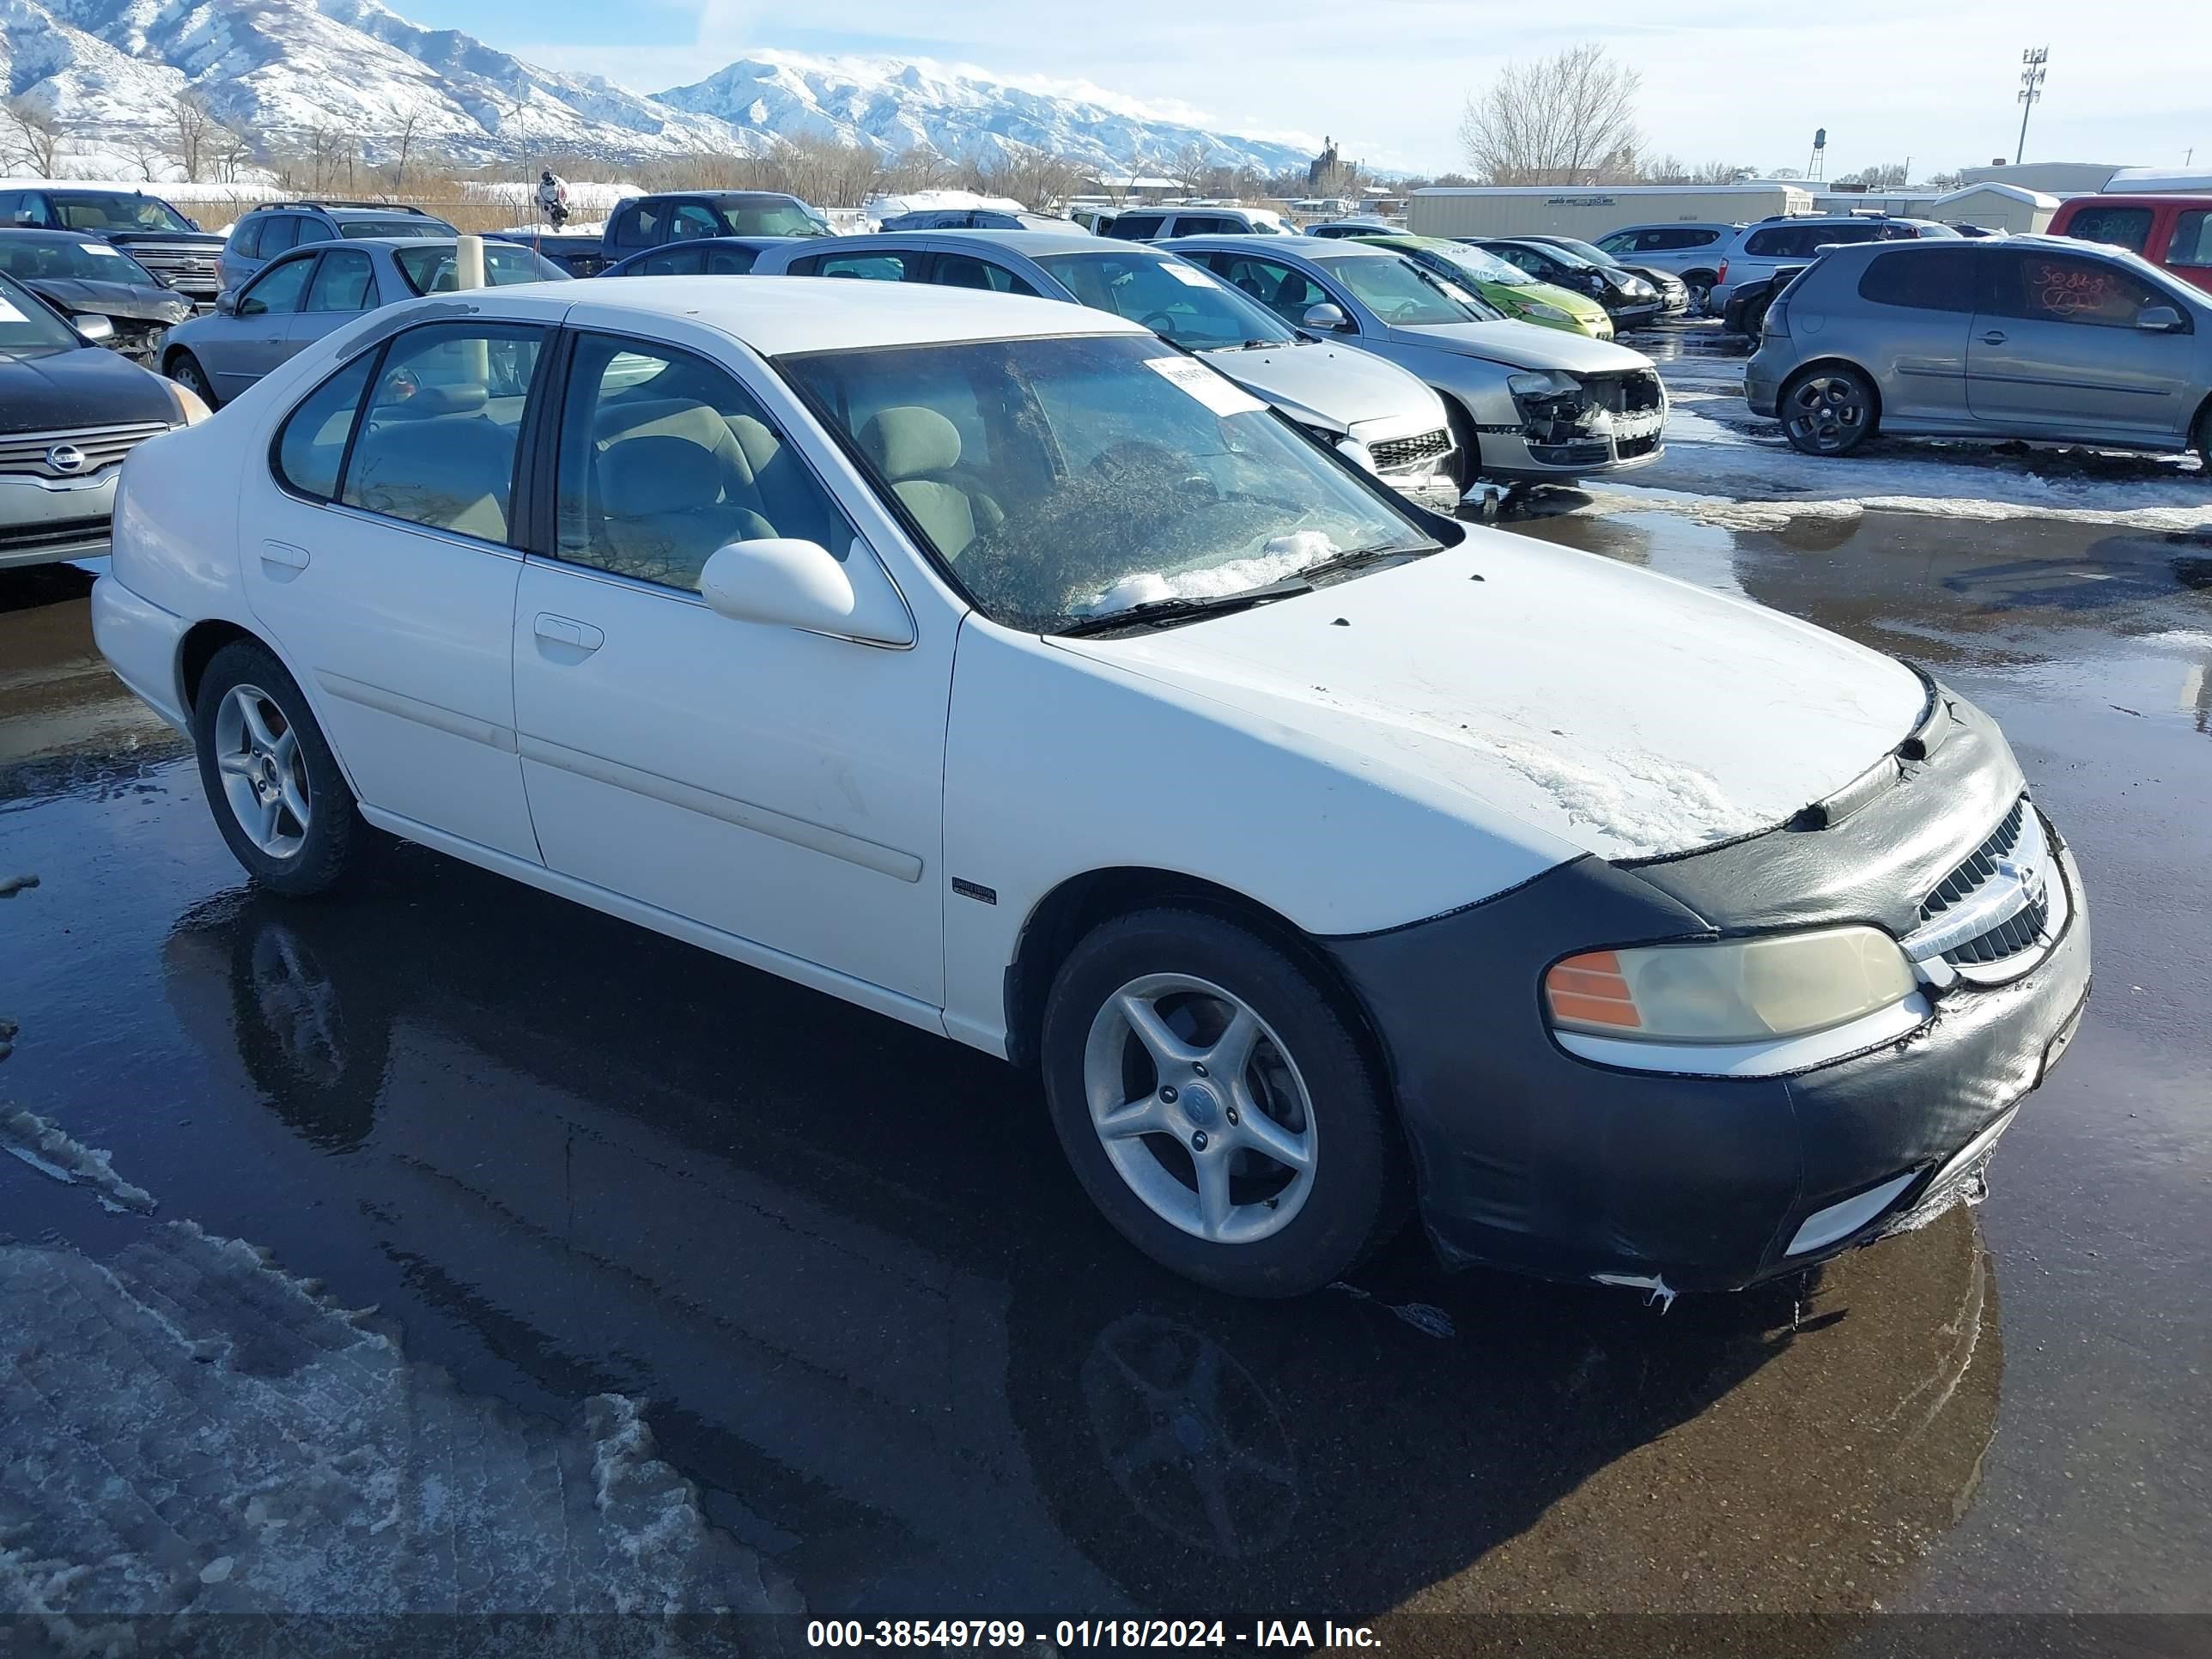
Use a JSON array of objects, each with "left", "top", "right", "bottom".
[
  {"left": 558, "top": 274, "right": 1146, "bottom": 356},
  {"left": 0, "top": 227, "right": 102, "bottom": 243},
  {"left": 891, "top": 228, "right": 1127, "bottom": 257},
  {"left": 1159, "top": 234, "right": 1382, "bottom": 258}
]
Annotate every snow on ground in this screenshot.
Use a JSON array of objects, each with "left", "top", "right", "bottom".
[
  {"left": 0, "top": 1130, "right": 799, "bottom": 1625},
  {"left": 1617, "top": 321, "right": 2212, "bottom": 535}
]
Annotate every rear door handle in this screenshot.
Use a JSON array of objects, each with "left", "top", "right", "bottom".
[
  {"left": 259, "top": 539, "right": 311, "bottom": 570},
  {"left": 533, "top": 613, "right": 604, "bottom": 653},
  {"left": 1979, "top": 330, "right": 2008, "bottom": 345}
]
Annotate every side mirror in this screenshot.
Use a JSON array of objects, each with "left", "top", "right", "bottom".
[
  {"left": 186, "top": 216, "right": 203, "bottom": 232},
  {"left": 70, "top": 313, "right": 115, "bottom": 343},
  {"left": 2136, "top": 304, "right": 2185, "bottom": 333},
  {"left": 699, "top": 538, "right": 913, "bottom": 647},
  {"left": 214, "top": 289, "right": 239, "bottom": 316},
  {"left": 1302, "top": 301, "right": 1352, "bottom": 331}
]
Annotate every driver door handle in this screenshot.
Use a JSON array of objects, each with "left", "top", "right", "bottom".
[{"left": 1980, "top": 330, "right": 2008, "bottom": 344}]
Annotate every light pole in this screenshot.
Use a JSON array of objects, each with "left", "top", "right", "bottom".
[{"left": 2016, "top": 47, "right": 2049, "bottom": 165}]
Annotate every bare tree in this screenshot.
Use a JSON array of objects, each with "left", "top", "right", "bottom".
[
  {"left": 171, "top": 91, "right": 216, "bottom": 181},
  {"left": 216, "top": 125, "right": 257, "bottom": 185},
  {"left": 1458, "top": 43, "right": 1641, "bottom": 185},
  {"left": 123, "top": 130, "right": 173, "bottom": 182},
  {"left": 1170, "top": 141, "right": 1211, "bottom": 196},
  {"left": 1641, "top": 154, "right": 1753, "bottom": 185},
  {"left": 391, "top": 106, "right": 424, "bottom": 190},
  {"left": 1836, "top": 161, "right": 1910, "bottom": 188},
  {"left": 965, "top": 144, "right": 1086, "bottom": 211},
  {"left": 1926, "top": 169, "right": 1965, "bottom": 190},
  {"left": 3, "top": 98, "right": 68, "bottom": 178}
]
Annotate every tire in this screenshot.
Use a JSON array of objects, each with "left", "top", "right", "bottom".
[
  {"left": 2195, "top": 404, "right": 2211, "bottom": 473},
  {"left": 190, "top": 639, "right": 368, "bottom": 897},
  {"left": 1681, "top": 270, "right": 1717, "bottom": 314},
  {"left": 1444, "top": 399, "right": 1481, "bottom": 495},
  {"left": 1779, "top": 364, "right": 1880, "bottom": 458},
  {"left": 1039, "top": 907, "right": 1404, "bottom": 1297},
  {"left": 1738, "top": 292, "right": 1773, "bottom": 339},
  {"left": 167, "top": 350, "right": 218, "bottom": 410}
]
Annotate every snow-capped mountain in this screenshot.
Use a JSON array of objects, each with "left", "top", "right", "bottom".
[
  {"left": 0, "top": 0, "right": 1316, "bottom": 174},
  {"left": 656, "top": 55, "right": 1315, "bottom": 175}
]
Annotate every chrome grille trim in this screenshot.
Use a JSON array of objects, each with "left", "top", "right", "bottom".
[
  {"left": 0, "top": 422, "right": 171, "bottom": 481},
  {"left": 1904, "top": 796, "right": 2053, "bottom": 966},
  {"left": 1370, "top": 428, "right": 1451, "bottom": 471}
]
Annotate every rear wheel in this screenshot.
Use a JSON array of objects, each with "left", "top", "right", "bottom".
[
  {"left": 1681, "top": 270, "right": 1717, "bottom": 313},
  {"left": 167, "top": 350, "right": 217, "bottom": 410},
  {"left": 2194, "top": 404, "right": 2211, "bottom": 472},
  {"left": 191, "top": 640, "right": 368, "bottom": 897},
  {"left": 1779, "top": 364, "right": 1879, "bottom": 457},
  {"left": 1040, "top": 908, "right": 1403, "bottom": 1297}
]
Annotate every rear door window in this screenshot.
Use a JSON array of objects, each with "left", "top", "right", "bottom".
[
  {"left": 1743, "top": 226, "right": 1805, "bottom": 258},
  {"left": 811, "top": 251, "right": 922, "bottom": 281},
  {"left": 634, "top": 246, "right": 704, "bottom": 276},
  {"left": 230, "top": 217, "right": 264, "bottom": 258},
  {"left": 2061, "top": 205, "right": 2154, "bottom": 254},
  {"left": 1856, "top": 247, "right": 1978, "bottom": 312},
  {"left": 704, "top": 245, "right": 759, "bottom": 274},
  {"left": 930, "top": 255, "right": 1037, "bottom": 295},
  {"left": 303, "top": 248, "right": 378, "bottom": 312}
]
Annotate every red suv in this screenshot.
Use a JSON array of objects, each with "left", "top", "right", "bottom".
[{"left": 2049, "top": 196, "right": 2212, "bottom": 294}]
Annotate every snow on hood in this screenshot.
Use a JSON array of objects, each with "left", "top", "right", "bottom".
[
  {"left": 1085, "top": 530, "right": 1337, "bottom": 613},
  {"left": 1197, "top": 341, "right": 1440, "bottom": 434},
  {"left": 1054, "top": 528, "right": 1928, "bottom": 861},
  {"left": 1391, "top": 318, "right": 1656, "bottom": 374}
]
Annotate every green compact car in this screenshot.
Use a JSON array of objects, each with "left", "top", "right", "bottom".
[{"left": 1356, "top": 234, "right": 1613, "bottom": 341}]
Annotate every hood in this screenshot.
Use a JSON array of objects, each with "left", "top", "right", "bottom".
[
  {"left": 0, "top": 345, "right": 178, "bottom": 435},
  {"left": 100, "top": 229, "right": 227, "bottom": 251},
  {"left": 18, "top": 277, "right": 192, "bottom": 325},
  {"left": 1197, "top": 340, "right": 1441, "bottom": 435},
  {"left": 1387, "top": 318, "right": 1653, "bottom": 374},
  {"left": 1510, "top": 280, "right": 1609, "bottom": 321},
  {"left": 1052, "top": 531, "right": 1927, "bottom": 864}
]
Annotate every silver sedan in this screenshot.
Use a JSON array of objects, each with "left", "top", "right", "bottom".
[
  {"left": 161, "top": 237, "right": 567, "bottom": 408},
  {"left": 1161, "top": 235, "right": 1668, "bottom": 485}
]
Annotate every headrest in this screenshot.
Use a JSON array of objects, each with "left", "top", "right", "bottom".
[
  {"left": 385, "top": 381, "right": 489, "bottom": 420},
  {"left": 861, "top": 405, "right": 962, "bottom": 481},
  {"left": 600, "top": 434, "right": 726, "bottom": 518}
]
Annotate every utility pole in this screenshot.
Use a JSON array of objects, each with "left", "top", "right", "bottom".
[{"left": 2015, "top": 47, "right": 2049, "bottom": 165}]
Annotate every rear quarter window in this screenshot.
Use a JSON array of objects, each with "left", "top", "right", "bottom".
[
  {"left": 1108, "top": 216, "right": 1164, "bottom": 240},
  {"left": 1856, "top": 248, "right": 1977, "bottom": 312}
]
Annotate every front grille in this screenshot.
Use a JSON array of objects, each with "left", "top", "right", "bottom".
[
  {"left": 125, "top": 243, "right": 222, "bottom": 295},
  {"left": 1581, "top": 371, "right": 1665, "bottom": 414},
  {"left": 1370, "top": 428, "right": 1451, "bottom": 471},
  {"left": 1946, "top": 895, "right": 2050, "bottom": 965},
  {"left": 0, "top": 422, "right": 170, "bottom": 481},
  {"left": 1616, "top": 434, "right": 1660, "bottom": 459},
  {"left": 0, "top": 519, "right": 107, "bottom": 555},
  {"left": 1921, "top": 797, "right": 2027, "bottom": 923}
]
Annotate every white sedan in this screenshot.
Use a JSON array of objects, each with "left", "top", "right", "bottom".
[{"left": 94, "top": 278, "right": 2092, "bottom": 1299}]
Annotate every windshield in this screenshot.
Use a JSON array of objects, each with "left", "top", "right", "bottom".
[
  {"left": 49, "top": 194, "right": 194, "bottom": 234},
  {"left": 1036, "top": 252, "right": 1298, "bottom": 349},
  {"left": 1550, "top": 237, "right": 1615, "bottom": 264},
  {"left": 720, "top": 199, "right": 830, "bottom": 237},
  {"left": 396, "top": 243, "right": 569, "bottom": 295},
  {"left": 781, "top": 332, "right": 1432, "bottom": 632},
  {"left": 0, "top": 271, "right": 79, "bottom": 355},
  {"left": 1437, "top": 242, "right": 1534, "bottom": 285},
  {"left": 0, "top": 236, "right": 159, "bottom": 285},
  {"left": 1316, "top": 254, "right": 1480, "bottom": 325},
  {"left": 339, "top": 219, "right": 453, "bottom": 240}
]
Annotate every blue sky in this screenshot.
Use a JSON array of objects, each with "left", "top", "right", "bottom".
[{"left": 405, "top": 0, "right": 2205, "bottom": 176}]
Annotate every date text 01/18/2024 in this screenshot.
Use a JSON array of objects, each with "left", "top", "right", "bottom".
[{"left": 804, "top": 1620, "right": 1382, "bottom": 1649}]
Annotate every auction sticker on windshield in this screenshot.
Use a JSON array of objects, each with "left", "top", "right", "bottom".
[
  {"left": 83, "top": 243, "right": 122, "bottom": 258},
  {"left": 1145, "top": 356, "right": 1267, "bottom": 416},
  {"left": 1162, "top": 263, "right": 1219, "bottom": 288},
  {"left": 0, "top": 297, "right": 24, "bottom": 324}
]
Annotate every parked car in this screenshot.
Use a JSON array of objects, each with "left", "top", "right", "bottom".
[
  {"left": 1708, "top": 215, "right": 1959, "bottom": 316},
  {"left": 220, "top": 201, "right": 456, "bottom": 293},
  {"left": 90, "top": 276, "right": 2093, "bottom": 1300},
  {"left": 0, "top": 185, "right": 226, "bottom": 302},
  {"left": 1719, "top": 264, "right": 1810, "bottom": 337},
  {"left": 1746, "top": 237, "right": 2211, "bottom": 466},
  {"left": 0, "top": 228, "right": 195, "bottom": 363},
  {"left": 1517, "top": 235, "right": 1691, "bottom": 314},
  {"left": 1592, "top": 223, "right": 1741, "bottom": 311},
  {"left": 1, "top": 270, "right": 203, "bottom": 568},
  {"left": 877, "top": 208, "right": 1073, "bottom": 232},
  {"left": 162, "top": 238, "right": 567, "bottom": 407},
  {"left": 1468, "top": 238, "right": 1666, "bottom": 331},
  {"left": 599, "top": 236, "right": 796, "bottom": 278},
  {"left": 1357, "top": 234, "right": 1613, "bottom": 339},
  {"left": 485, "top": 232, "right": 614, "bottom": 277},
  {"left": 1304, "top": 220, "right": 1400, "bottom": 240},
  {"left": 602, "top": 191, "right": 830, "bottom": 258},
  {"left": 1166, "top": 234, "right": 1666, "bottom": 484},
  {"left": 750, "top": 230, "right": 1458, "bottom": 499},
  {"left": 1105, "top": 206, "right": 1291, "bottom": 241},
  {"left": 2048, "top": 195, "right": 2212, "bottom": 295}
]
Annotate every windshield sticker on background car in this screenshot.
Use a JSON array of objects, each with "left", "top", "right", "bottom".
[
  {"left": 1162, "top": 264, "right": 1220, "bottom": 289},
  {"left": 1143, "top": 356, "right": 1267, "bottom": 416},
  {"left": 0, "top": 296, "right": 24, "bottom": 324},
  {"left": 82, "top": 243, "right": 122, "bottom": 258}
]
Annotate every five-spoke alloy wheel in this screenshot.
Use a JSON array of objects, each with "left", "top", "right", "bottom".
[
  {"left": 1780, "top": 365, "right": 1878, "bottom": 457},
  {"left": 1042, "top": 908, "right": 1401, "bottom": 1297}
]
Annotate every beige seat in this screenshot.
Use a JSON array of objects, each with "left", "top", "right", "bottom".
[
  {"left": 346, "top": 416, "right": 517, "bottom": 543},
  {"left": 587, "top": 398, "right": 775, "bottom": 586},
  {"left": 858, "top": 406, "right": 1002, "bottom": 560}
]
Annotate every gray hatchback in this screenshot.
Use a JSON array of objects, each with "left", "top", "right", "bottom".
[{"left": 1747, "top": 237, "right": 2212, "bottom": 465}]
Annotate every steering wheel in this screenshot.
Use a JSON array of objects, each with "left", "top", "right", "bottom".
[{"left": 1139, "top": 311, "right": 1182, "bottom": 334}]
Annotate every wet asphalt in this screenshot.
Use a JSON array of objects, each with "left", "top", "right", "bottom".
[{"left": 2, "top": 494, "right": 2209, "bottom": 1630}]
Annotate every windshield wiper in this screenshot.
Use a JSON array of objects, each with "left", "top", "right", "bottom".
[
  {"left": 1057, "top": 577, "right": 1314, "bottom": 636},
  {"left": 1296, "top": 542, "right": 1439, "bottom": 580}
]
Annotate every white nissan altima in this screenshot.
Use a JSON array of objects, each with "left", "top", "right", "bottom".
[{"left": 94, "top": 278, "right": 2091, "bottom": 1300}]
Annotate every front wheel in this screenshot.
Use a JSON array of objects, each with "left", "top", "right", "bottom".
[
  {"left": 1040, "top": 908, "right": 1403, "bottom": 1297},
  {"left": 167, "top": 350, "right": 217, "bottom": 410},
  {"left": 191, "top": 640, "right": 368, "bottom": 897},
  {"left": 1780, "top": 364, "right": 1879, "bottom": 457},
  {"left": 1681, "top": 271, "right": 1717, "bottom": 313},
  {"left": 1444, "top": 400, "right": 1481, "bottom": 496}
]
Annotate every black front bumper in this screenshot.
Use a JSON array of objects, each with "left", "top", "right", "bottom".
[{"left": 1322, "top": 829, "right": 2091, "bottom": 1296}]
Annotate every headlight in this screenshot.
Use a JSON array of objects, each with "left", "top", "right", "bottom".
[
  {"left": 165, "top": 380, "right": 213, "bottom": 425},
  {"left": 1522, "top": 301, "right": 1572, "bottom": 324},
  {"left": 1334, "top": 436, "right": 1379, "bottom": 473},
  {"left": 1507, "top": 370, "right": 1577, "bottom": 398},
  {"left": 1544, "top": 926, "right": 1916, "bottom": 1044}
]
